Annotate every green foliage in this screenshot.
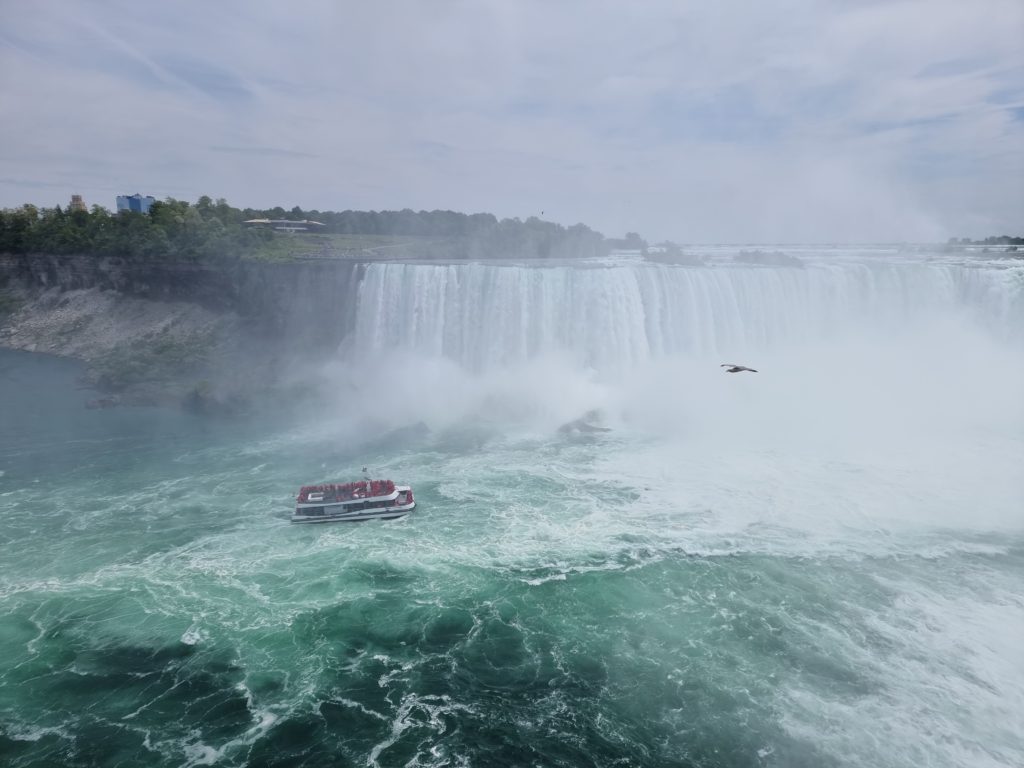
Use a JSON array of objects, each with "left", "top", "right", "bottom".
[
  {"left": 245, "top": 233, "right": 454, "bottom": 261},
  {"left": 89, "top": 328, "right": 215, "bottom": 391},
  {"left": 0, "top": 198, "right": 267, "bottom": 262},
  {"left": 0, "top": 197, "right": 612, "bottom": 261},
  {"left": 0, "top": 290, "right": 23, "bottom": 316},
  {"left": 606, "top": 232, "right": 648, "bottom": 251}
]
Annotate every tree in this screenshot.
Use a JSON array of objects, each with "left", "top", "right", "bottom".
[
  {"left": 623, "top": 232, "right": 647, "bottom": 251},
  {"left": 0, "top": 195, "right": 622, "bottom": 261}
]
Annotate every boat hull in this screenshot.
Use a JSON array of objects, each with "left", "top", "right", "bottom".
[{"left": 291, "top": 500, "right": 416, "bottom": 524}]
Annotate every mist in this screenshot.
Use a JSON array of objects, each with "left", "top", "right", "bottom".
[{"left": 298, "top": 254, "right": 1023, "bottom": 547}]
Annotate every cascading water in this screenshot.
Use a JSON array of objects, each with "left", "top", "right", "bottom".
[
  {"left": 1, "top": 249, "right": 1022, "bottom": 768},
  {"left": 351, "top": 254, "right": 1023, "bottom": 372}
]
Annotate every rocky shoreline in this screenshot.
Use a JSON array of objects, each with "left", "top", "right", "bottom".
[{"left": 0, "top": 252, "right": 363, "bottom": 412}]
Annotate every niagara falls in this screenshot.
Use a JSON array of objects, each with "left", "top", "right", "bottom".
[{"left": 2, "top": 1, "right": 1023, "bottom": 766}]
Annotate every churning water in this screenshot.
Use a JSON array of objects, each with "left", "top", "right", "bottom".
[{"left": 1, "top": 249, "right": 1022, "bottom": 767}]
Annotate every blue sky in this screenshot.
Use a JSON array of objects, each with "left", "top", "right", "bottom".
[{"left": 1, "top": 0, "right": 1021, "bottom": 242}]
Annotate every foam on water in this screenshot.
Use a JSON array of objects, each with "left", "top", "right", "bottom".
[{"left": 1, "top": 251, "right": 1022, "bottom": 767}]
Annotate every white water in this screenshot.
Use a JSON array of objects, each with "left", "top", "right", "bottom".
[
  {"left": 342, "top": 254, "right": 1024, "bottom": 542},
  {"left": 352, "top": 255, "right": 1023, "bottom": 372}
]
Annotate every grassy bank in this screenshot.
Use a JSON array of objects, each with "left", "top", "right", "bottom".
[{"left": 248, "top": 233, "right": 458, "bottom": 261}]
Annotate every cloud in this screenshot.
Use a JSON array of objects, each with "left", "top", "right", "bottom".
[
  {"left": 209, "top": 146, "right": 320, "bottom": 159},
  {"left": 0, "top": 0, "right": 1021, "bottom": 241}
]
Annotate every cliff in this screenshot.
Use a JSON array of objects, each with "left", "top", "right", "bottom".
[{"left": 0, "top": 252, "right": 364, "bottom": 409}]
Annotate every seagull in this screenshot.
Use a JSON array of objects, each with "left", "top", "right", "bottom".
[{"left": 721, "top": 364, "right": 758, "bottom": 373}]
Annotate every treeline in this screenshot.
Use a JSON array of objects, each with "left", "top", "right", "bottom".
[
  {"left": 251, "top": 205, "right": 608, "bottom": 258},
  {"left": 301, "top": 206, "right": 608, "bottom": 260},
  {"left": 947, "top": 235, "right": 1024, "bottom": 245},
  {"left": 0, "top": 198, "right": 270, "bottom": 260},
  {"left": 283, "top": 205, "right": 498, "bottom": 237},
  {"left": 0, "top": 197, "right": 611, "bottom": 260}
]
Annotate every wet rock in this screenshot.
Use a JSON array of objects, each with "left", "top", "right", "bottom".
[{"left": 558, "top": 409, "right": 612, "bottom": 435}]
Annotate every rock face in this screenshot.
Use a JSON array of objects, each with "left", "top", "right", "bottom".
[
  {"left": 557, "top": 410, "right": 612, "bottom": 435},
  {"left": 1, "top": 286, "right": 225, "bottom": 365},
  {"left": 1, "top": 253, "right": 361, "bottom": 343},
  {"left": 0, "top": 253, "right": 364, "bottom": 407}
]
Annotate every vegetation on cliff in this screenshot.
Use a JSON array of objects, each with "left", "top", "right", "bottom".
[
  {"left": 0, "top": 197, "right": 611, "bottom": 261},
  {"left": 90, "top": 327, "right": 216, "bottom": 392},
  {"left": 0, "top": 289, "right": 22, "bottom": 317}
]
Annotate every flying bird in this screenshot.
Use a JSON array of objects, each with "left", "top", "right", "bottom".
[{"left": 721, "top": 364, "right": 758, "bottom": 373}]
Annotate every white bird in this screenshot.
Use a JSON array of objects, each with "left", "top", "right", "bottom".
[{"left": 721, "top": 364, "right": 758, "bottom": 373}]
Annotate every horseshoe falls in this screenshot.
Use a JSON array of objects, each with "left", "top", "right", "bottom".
[
  {"left": 2, "top": 249, "right": 1023, "bottom": 768},
  {"left": 352, "top": 255, "right": 1021, "bottom": 371}
]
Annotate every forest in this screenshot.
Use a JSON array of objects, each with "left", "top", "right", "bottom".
[{"left": 0, "top": 197, "right": 612, "bottom": 261}]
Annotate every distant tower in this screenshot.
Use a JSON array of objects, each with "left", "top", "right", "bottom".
[{"left": 69, "top": 194, "right": 86, "bottom": 212}]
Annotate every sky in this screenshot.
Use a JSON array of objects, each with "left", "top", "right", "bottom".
[{"left": 1, "top": 0, "right": 1022, "bottom": 243}]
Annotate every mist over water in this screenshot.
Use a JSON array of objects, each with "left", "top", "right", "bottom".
[{"left": 2, "top": 249, "right": 1023, "bottom": 767}]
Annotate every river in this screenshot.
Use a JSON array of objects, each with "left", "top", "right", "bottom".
[{"left": 1, "top": 248, "right": 1022, "bottom": 767}]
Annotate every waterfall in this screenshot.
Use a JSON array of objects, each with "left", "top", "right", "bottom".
[{"left": 350, "top": 257, "right": 1023, "bottom": 372}]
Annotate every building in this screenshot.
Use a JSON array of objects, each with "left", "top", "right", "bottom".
[
  {"left": 116, "top": 193, "right": 156, "bottom": 214},
  {"left": 69, "top": 194, "right": 87, "bottom": 213},
  {"left": 242, "top": 218, "right": 326, "bottom": 232}
]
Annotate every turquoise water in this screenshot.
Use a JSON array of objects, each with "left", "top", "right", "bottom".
[{"left": 2, "top": 254, "right": 1023, "bottom": 767}]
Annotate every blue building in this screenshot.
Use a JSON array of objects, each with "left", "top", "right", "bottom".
[{"left": 116, "top": 193, "right": 156, "bottom": 214}]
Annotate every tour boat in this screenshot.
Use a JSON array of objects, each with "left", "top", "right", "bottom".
[{"left": 292, "top": 479, "right": 415, "bottom": 523}]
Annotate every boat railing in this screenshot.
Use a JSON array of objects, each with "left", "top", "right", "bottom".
[{"left": 297, "top": 479, "right": 397, "bottom": 503}]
